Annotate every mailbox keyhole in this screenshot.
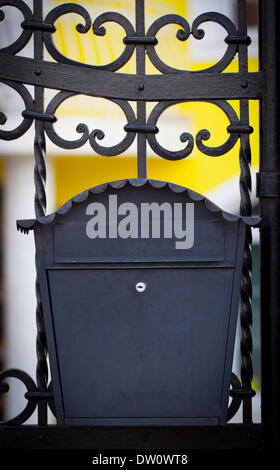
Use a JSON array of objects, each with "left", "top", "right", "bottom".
[{"left": 136, "top": 281, "right": 147, "bottom": 293}]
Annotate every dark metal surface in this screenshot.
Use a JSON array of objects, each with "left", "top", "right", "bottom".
[
  {"left": 0, "top": 424, "right": 263, "bottom": 450},
  {"left": 236, "top": 0, "right": 255, "bottom": 425},
  {"left": 256, "top": 172, "right": 280, "bottom": 198},
  {"left": 0, "top": 54, "right": 263, "bottom": 100},
  {"left": 0, "top": 0, "right": 276, "bottom": 449},
  {"left": 259, "top": 0, "right": 280, "bottom": 449},
  {"left": 33, "top": 0, "right": 49, "bottom": 427}
]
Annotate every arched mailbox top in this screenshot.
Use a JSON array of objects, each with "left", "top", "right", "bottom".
[{"left": 17, "top": 178, "right": 260, "bottom": 233}]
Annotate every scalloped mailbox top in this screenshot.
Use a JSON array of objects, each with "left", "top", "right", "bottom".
[{"left": 17, "top": 178, "right": 260, "bottom": 233}]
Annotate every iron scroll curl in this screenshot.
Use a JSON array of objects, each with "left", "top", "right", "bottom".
[
  {"left": 0, "top": 80, "right": 35, "bottom": 140},
  {"left": 146, "top": 99, "right": 240, "bottom": 160},
  {"left": 43, "top": 4, "right": 136, "bottom": 71},
  {"left": 0, "top": 3, "right": 249, "bottom": 74},
  {"left": 43, "top": 4, "right": 92, "bottom": 68},
  {"left": 43, "top": 7, "right": 242, "bottom": 73},
  {"left": 0, "top": 368, "right": 38, "bottom": 425},
  {"left": 0, "top": 368, "right": 55, "bottom": 425},
  {"left": 43, "top": 8, "right": 242, "bottom": 73},
  {"left": 43, "top": 94, "right": 242, "bottom": 159},
  {"left": 0, "top": 0, "right": 33, "bottom": 55},
  {"left": 146, "top": 12, "right": 239, "bottom": 74},
  {"left": 44, "top": 91, "right": 137, "bottom": 155}
]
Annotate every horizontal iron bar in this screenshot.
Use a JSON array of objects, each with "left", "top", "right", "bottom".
[
  {"left": 225, "top": 34, "right": 251, "bottom": 45},
  {"left": 0, "top": 54, "right": 263, "bottom": 101},
  {"left": 230, "top": 389, "right": 256, "bottom": 398},
  {"left": 123, "top": 35, "right": 158, "bottom": 45},
  {"left": 21, "top": 21, "right": 56, "bottom": 32},
  {"left": 25, "top": 391, "right": 54, "bottom": 400},
  {"left": 124, "top": 124, "right": 158, "bottom": 133},
  {"left": 257, "top": 172, "right": 280, "bottom": 198},
  {"left": 0, "top": 424, "right": 263, "bottom": 450},
  {"left": 22, "top": 110, "right": 57, "bottom": 122},
  {"left": 227, "top": 124, "right": 254, "bottom": 134}
]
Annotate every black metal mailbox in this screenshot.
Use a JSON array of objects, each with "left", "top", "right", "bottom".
[{"left": 17, "top": 179, "right": 259, "bottom": 426}]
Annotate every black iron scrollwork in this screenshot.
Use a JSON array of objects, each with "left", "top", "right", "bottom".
[
  {"left": 43, "top": 94, "right": 241, "bottom": 160},
  {"left": 43, "top": 3, "right": 91, "bottom": 67},
  {"left": 145, "top": 14, "right": 190, "bottom": 75},
  {"left": 0, "top": 369, "right": 38, "bottom": 425},
  {"left": 191, "top": 12, "right": 239, "bottom": 72},
  {"left": 146, "top": 100, "right": 194, "bottom": 160},
  {"left": 44, "top": 91, "right": 137, "bottom": 156},
  {"left": 44, "top": 91, "right": 89, "bottom": 150},
  {"left": 88, "top": 98, "right": 136, "bottom": 156},
  {"left": 44, "top": 4, "right": 136, "bottom": 71},
  {"left": 0, "top": 2, "right": 249, "bottom": 74},
  {"left": 195, "top": 99, "right": 240, "bottom": 156},
  {"left": 0, "top": 0, "right": 33, "bottom": 55},
  {"left": 146, "top": 99, "right": 240, "bottom": 160},
  {"left": 146, "top": 12, "right": 239, "bottom": 74},
  {"left": 0, "top": 369, "right": 55, "bottom": 425},
  {"left": 0, "top": 80, "right": 34, "bottom": 140},
  {"left": 92, "top": 12, "right": 135, "bottom": 71}
]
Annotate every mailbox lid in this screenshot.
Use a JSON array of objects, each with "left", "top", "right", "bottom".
[
  {"left": 17, "top": 179, "right": 260, "bottom": 266},
  {"left": 48, "top": 267, "right": 236, "bottom": 425}
]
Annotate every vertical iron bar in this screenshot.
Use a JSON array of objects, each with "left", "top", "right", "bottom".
[
  {"left": 259, "top": 0, "right": 280, "bottom": 449},
  {"left": 33, "top": 0, "right": 48, "bottom": 425},
  {"left": 237, "top": 0, "right": 253, "bottom": 424},
  {"left": 136, "top": 0, "right": 147, "bottom": 178}
]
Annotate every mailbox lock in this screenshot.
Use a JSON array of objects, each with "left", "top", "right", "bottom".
[{"left": 136, "top": 281, "right": 147, "bottom": 293}]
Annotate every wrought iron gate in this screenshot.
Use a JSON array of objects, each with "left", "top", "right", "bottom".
[{"left": 0, "top": 0, "right": 279, "bottom": 450}]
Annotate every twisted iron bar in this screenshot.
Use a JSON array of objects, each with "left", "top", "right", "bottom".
[
  {"left": 34, "top": 120, "right": 49, "bottom": 424},
  {"left": 33, "top": 0, "right": 49, "bottom": 425},
  {"left": 237, "top": 0, "right": 255, "bottom": 423},
  {"left": 239, "top": 135, "right": 255, "bottom": 422},
  {"left": 34, "top": 120, "right": 46, "bottom": 217}
]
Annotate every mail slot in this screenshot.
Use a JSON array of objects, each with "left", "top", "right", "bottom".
[{"left": 17, "top": 179, "right": 260, "bottom": 425}]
